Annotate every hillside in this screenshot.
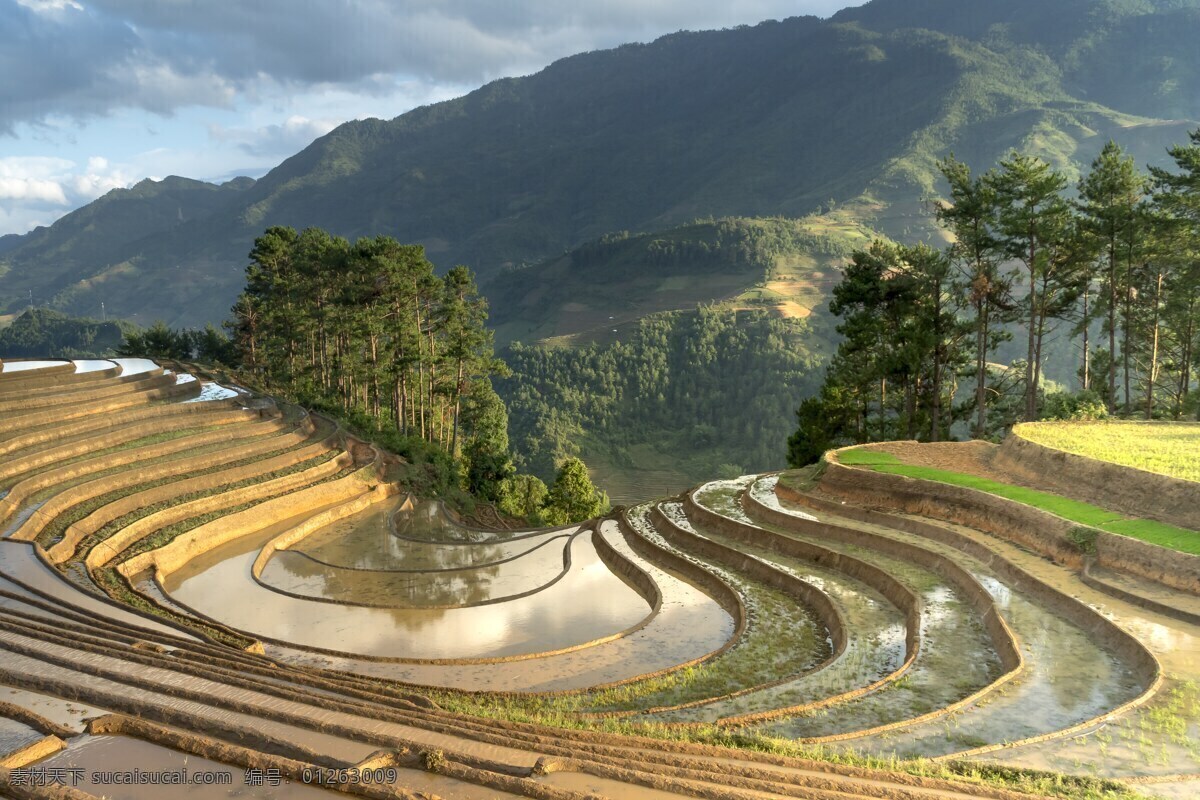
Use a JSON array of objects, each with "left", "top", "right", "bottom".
[
  {"left": 486, "top": 212, "right": 873, "bottom": 347},
  {"left": 1, "top": 0, "right": 1197, "bottom": 326},
  {"left": 0, "top": 308, "right": 134, "bottom": 359},
  {"left": 0, "top": 176, "right": 255, "bottom": 324}
]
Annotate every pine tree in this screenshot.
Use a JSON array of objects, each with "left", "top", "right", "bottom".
[
  {"left": 1078, "top": 142, "right": 1148, "bottom": 413},
  {"left": 987, "top": 153, "right": 1072, "bottom": 420},
  {"left": 936, "top": 156, "right": 1014, "bottom": 438}
]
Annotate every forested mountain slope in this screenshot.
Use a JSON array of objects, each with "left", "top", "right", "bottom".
[{"left": 1, "top": 0, "right": 1197, "bottom": 326}]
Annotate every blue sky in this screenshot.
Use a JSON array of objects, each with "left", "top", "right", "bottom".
[{"left": 0, "top": 0, "right": 857, "bottom": 235}]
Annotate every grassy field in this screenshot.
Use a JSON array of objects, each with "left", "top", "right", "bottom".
[
  {"left": 837, "top": 448, "right": 1200, "bottom": 556},
  {"left": 1015, "top": 421, "right": 1200, "bottom": 483}
]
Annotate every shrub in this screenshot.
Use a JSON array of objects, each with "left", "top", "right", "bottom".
[
  {"left": 1040, "top": 390, "right": 1108, "bottom": 422},
  {"left": 420, "top": 749, "right": 446, "bottom": 773},
  {"left": 1068, "top": 526, "right": 1099, "bottom": 555}
]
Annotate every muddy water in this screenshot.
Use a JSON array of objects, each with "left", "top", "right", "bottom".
[
  {"left": 390, "top": 500, "right": 539, "bottom": 544},
  {"left": 167, "top": 526, "right": 651, "bottom": 660},
  {"left": 538, "top": 771, "right": 703, "bottom": 799},
  {"left": 260, "top": 532, "right": 573, "bottom": 608},
  {"left": 184, "top": 383, "right": 241, "bottom": 403},
  {"left": 601, "top": 503, "right": 831, "bottom": 715},
  {"left": 0, "top": 686, "right": 104, "bottom": 733},
  {"left": 36, "top": 735, "right": 340, "bottom": 798},
  {"left": 944, "top": 535, "right": 1200, "bottom": 780},
  {"left": 2, "top": 672, "right": 372, "bottom": 766},
  {"left": 0, "top": 716, "right": 43, "bottom": 755},
  {"left": 1, "top": 500, "right": 44, "bottom": 537},
  {"left": 764, "top": 489, "right": 1143, "bottom": 757},
  {"left": 0, "top": 541, "right": 187, "bottom": 638},
  {"left": 383, "top": 769, "right": 526, "bottom": 799},
  {"left": 748, "top": 475, "right": 815, "bottom": 519},
  {"left": 1090, "top": 565, "right": 1200, "bottom": 620},
  {"left": 0, "top": 642, "right": 543, "bottom": 772}
]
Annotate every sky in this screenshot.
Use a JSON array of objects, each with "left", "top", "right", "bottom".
[{"left": 0, "top": 0, "right": 858, "bottom": 236}]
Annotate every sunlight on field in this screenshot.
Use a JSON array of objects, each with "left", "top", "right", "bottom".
[{"left": 1017, "top": 421, "right": 1200, "bottom": 483}]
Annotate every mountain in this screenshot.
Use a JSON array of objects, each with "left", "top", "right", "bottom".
[
  {"left": 2, "top": 0, "right": 1198, "bottom": 327},
  {"left": 0, "top": 176, "right": 255, "bottom": 324},
  {"left": 0, "top": 308, "right": 134, "bottom": 359},
  {"left": 485, "top": 212, "right": 873, "bottom": 347},
  {"left": 489, "top": 215, "right": 861, "bottom": 498}
]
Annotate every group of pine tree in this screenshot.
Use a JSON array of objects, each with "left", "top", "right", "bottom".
[
  {"left": 122, "top": 227, "right": 608, "bottom": 525},
  {"left": 789, "top": 131, "right": 1200, "bottom": 466}
]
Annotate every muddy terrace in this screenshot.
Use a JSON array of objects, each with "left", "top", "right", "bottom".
[{"left": 0, "top": 358, "right": 1197, "bottom": 799}]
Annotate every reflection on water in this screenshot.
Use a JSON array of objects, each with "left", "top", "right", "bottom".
[
  {"left": 165, "top": 503, "right": 651, "bottom": 659},
  {"left": 262, "top": 530, "right": 572, "bottom": 608},
  {"left": 71, "top": 360, "right": 114, "bottom": 373},
  {"left": 0, "top": 360, "right": 68, "bottom": 373},
  {"left": 111, "top": 358, "right": 159, "bottom": 376},
  {"left": 289, "top": 498, "right": 567, "bottom": 571},
  {"left": 183, "top": 382, "right": 240, "bottom": 403},
  {"left": 263, "top": 521, "right": 736, "bottom": 692}
]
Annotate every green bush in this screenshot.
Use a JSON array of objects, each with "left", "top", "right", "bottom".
[
  {"left": 1068, "top": 526, "right": 1099, "bottom": 555},
  {"left": 1040, "top": 390, "right": 1108, "bottom": 422}
]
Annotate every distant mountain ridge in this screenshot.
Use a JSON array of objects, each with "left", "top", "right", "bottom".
[{"left": 1, "top": 0, "right": 1198, "bottom": 326}]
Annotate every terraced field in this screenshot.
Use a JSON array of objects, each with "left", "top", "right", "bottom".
[{"left": 0, "top": 358, "right": 1197, "bottom": 799}]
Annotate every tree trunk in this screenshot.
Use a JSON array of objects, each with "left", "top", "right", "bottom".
[
  {"left": 879, "top": 377, "right": 887, "bottom": 439},
  {"left": 1108, "top": 243, "right": 1118, "bottom": 413},
  {"left": 976, "top": 299, "right": 988, "bottom": 439},
  {"left": 1145, "top": 268, "right": 1163, "bottom": 420},
  {"left": 1180, "top": 296, "right": 1195, "bottom": 419},
  {"left": 369, "top": 336, "right": 380, "bottom": 420},
  {"left": 1025, "top": 236, "right": 1038, "bottom": 421},
  {"left": 1081, "top": 274, "right": 1090, "bottom": 391},
  {"left": 450, "top": 358, "right": 466, "bottom": 457},
  {"left": 1123, "top": 280, "right": 1133, "bottom": 413}
]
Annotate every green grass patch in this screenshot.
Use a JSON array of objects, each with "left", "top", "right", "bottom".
[{"left": 840, "top": 448, "right": 1200, "bottom": 556}]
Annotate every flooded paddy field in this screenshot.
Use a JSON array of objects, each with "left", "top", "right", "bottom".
[
  {"left": 752, "top": 481, "right": 1143, "bottom": 753},
  {"left": 165, "top": 506, "right": 653, "bottom": 660},
  {"left": 3, "top": 360, "right": 1200, "bottom": 799}
]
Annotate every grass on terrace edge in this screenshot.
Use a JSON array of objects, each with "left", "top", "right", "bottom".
[{"left": 836, "top": 449, "right": 1200, "bottom": 556}]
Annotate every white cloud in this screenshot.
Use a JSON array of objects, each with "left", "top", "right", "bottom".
[
  {"left": 0, "top": 177, "right": 68, "bottom": 204},
  {"left": 209, "top": 114, "right": 339, "bottom": 158},
  {"left": 0, "top": 0, "right": 855, "bottom": 130},
  {"left": 0, "top": 154, "right": 135, "bottom": 231},
  {"left": 14, "top": 0, "right": 82, "bottom": 11}
]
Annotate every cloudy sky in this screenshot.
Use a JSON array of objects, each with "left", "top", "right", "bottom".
[{"left": 0, "top": 0, "right": 857, "bottom": 235}]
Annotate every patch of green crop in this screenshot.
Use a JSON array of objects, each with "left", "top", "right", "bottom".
[
  {"left": 835, "top": 449, "right": 903, "bottom": 467},
  {"left": 842, "top": 448, "right": 1200, "bottom": 556},
  {"left": 1101, "top": 519, "right": 1200, "bottom": 554}
]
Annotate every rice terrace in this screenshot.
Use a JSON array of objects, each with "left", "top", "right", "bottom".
[
  {"left": 5, "top": 2, "right": 1200, "bottom": 799},
  {"left": 0, "top": 355, "right": 1195, "bottom": 800}
]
